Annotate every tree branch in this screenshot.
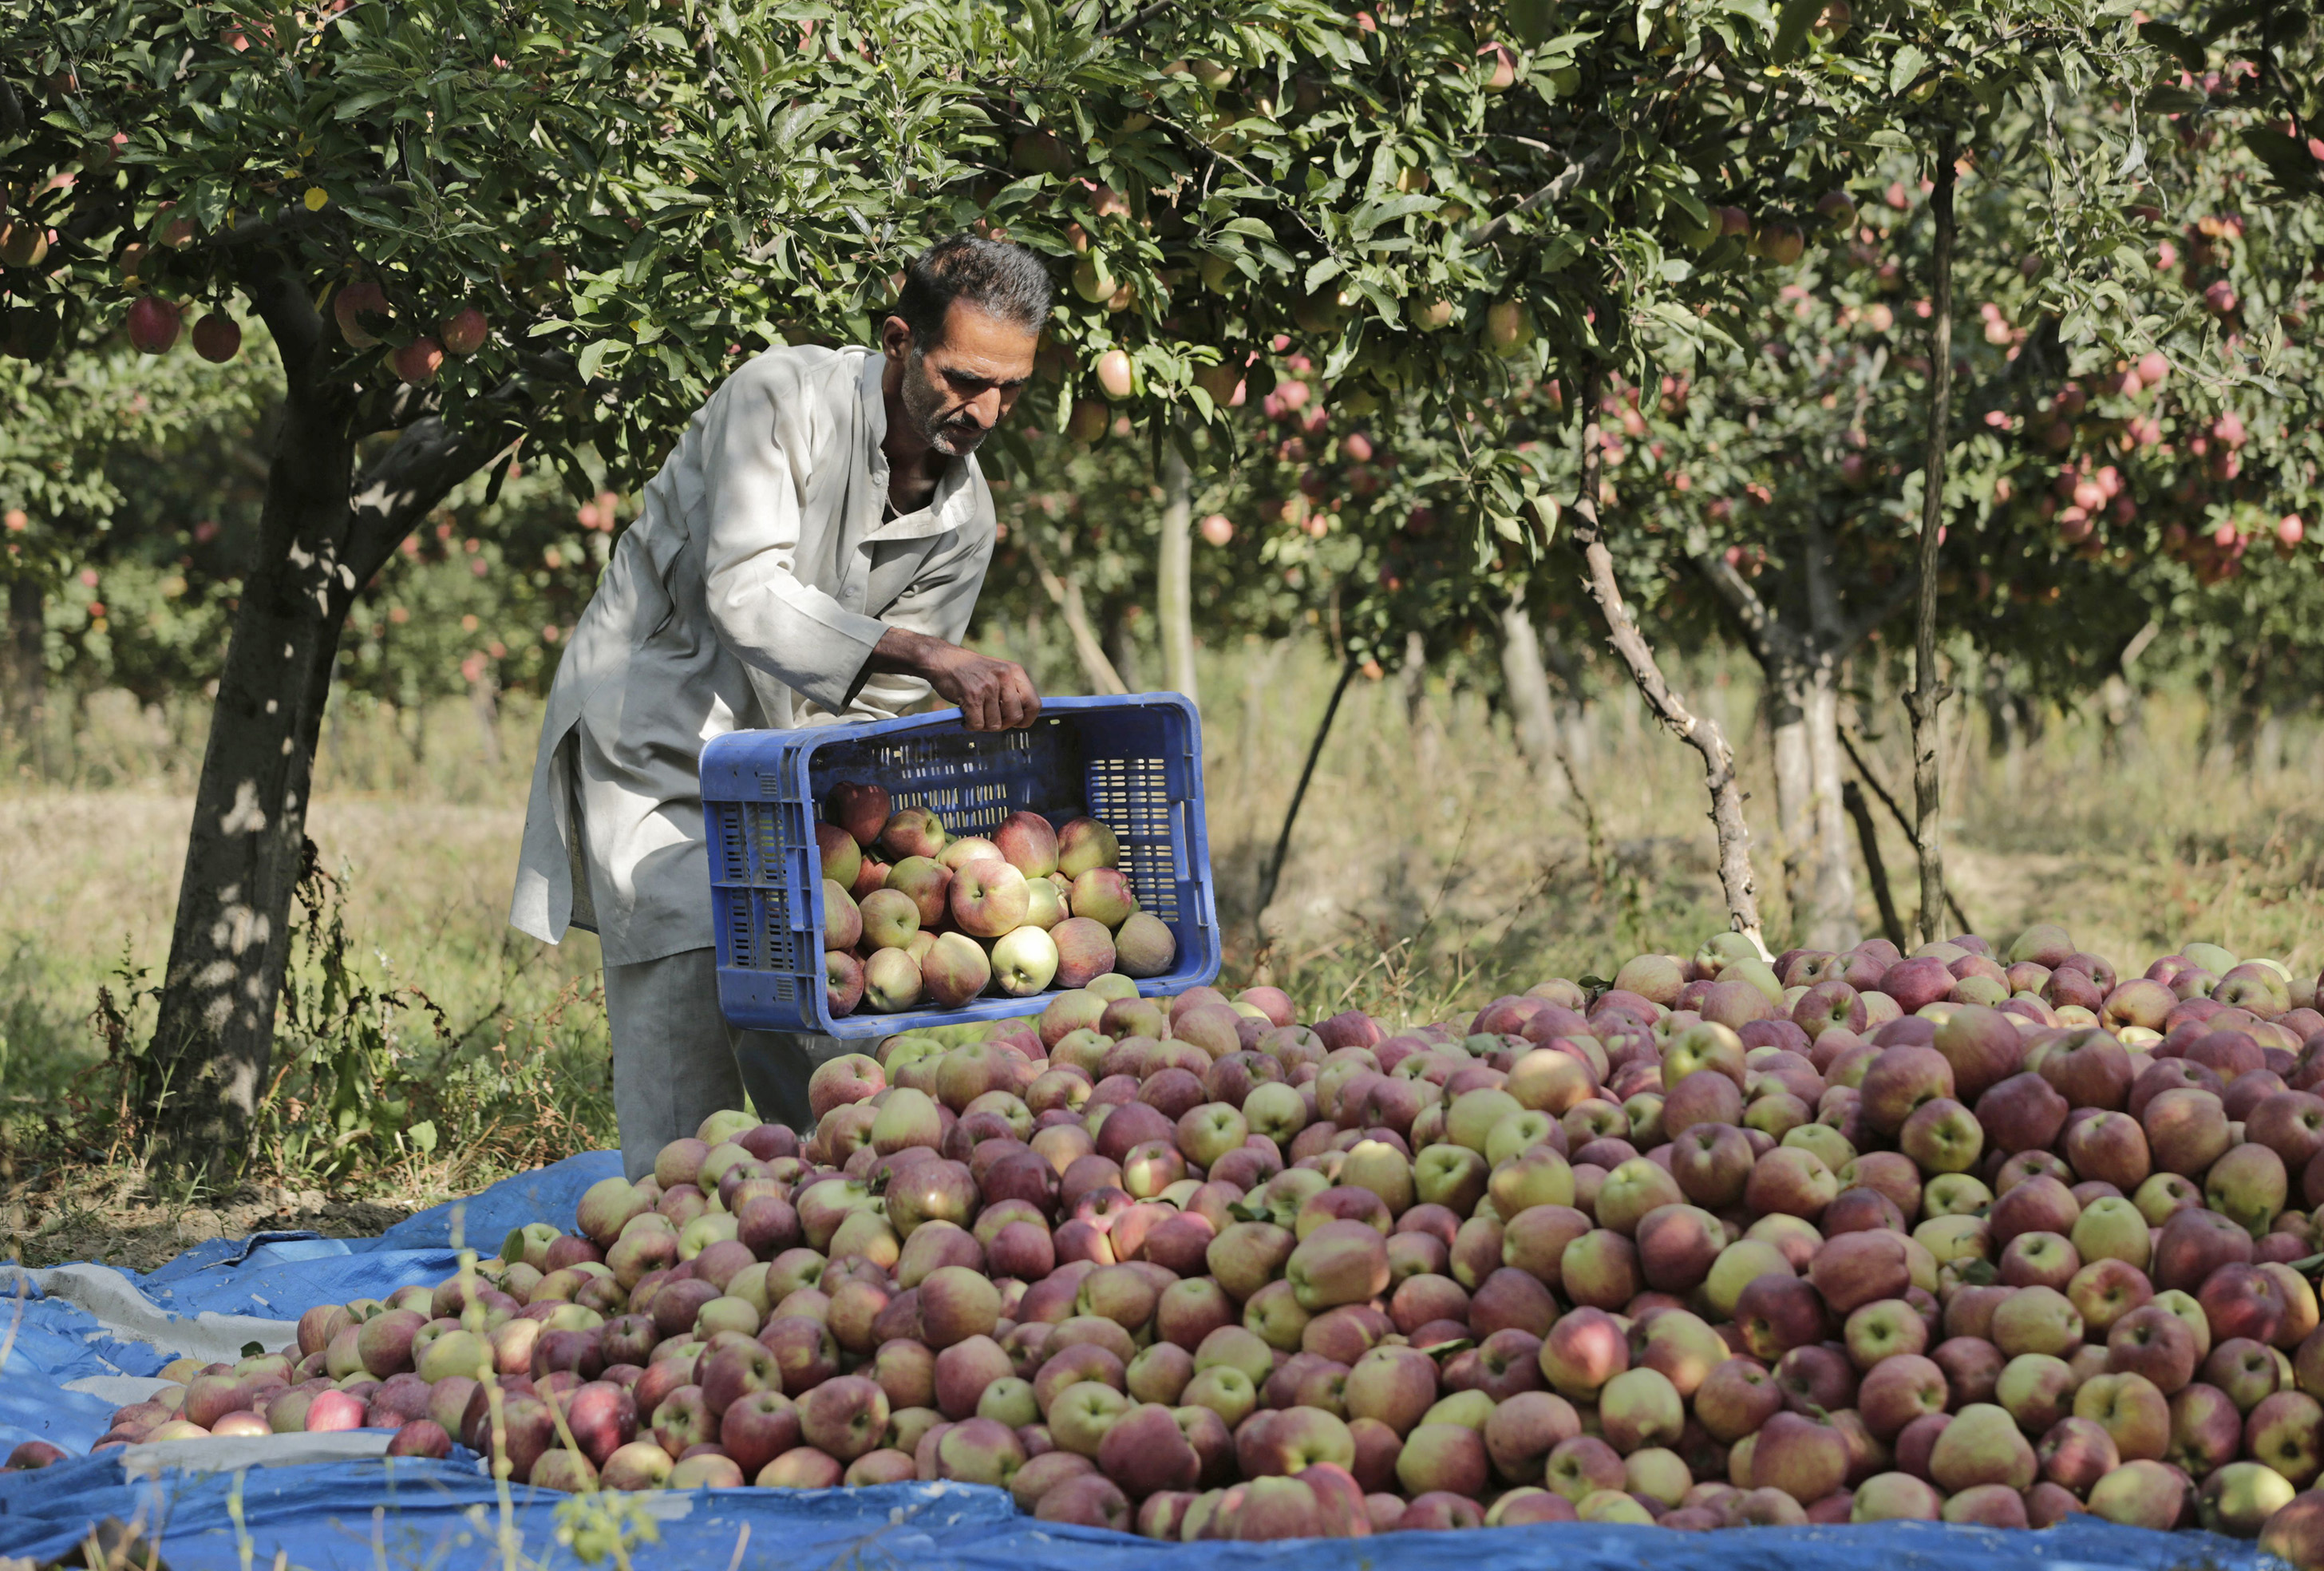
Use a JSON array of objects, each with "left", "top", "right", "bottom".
[
  {"left": 1690, "top": 550, "right": 1777, "bottom": 659},
  {"left": 60, "top": 194, "right": 127, "bottom": 249},
  {"left": 1895, "top": 26, "right": 2055, "bottom": 101},
  {"left": 1836, "top": 570, "right": 1921, "bottom": 656},
  {"left": 1838, "top": 722, "right": 1972, "bottom": 935},
  {"left": 352, "top": 381, "right": 446, "bottom": 442},
  {"left": 200, "top": 184, "right": 398, "bottom": 254},
  {"left": 1570, "top": 363, "right": 1769, "bottom": 957},
  {"left": 344, "top": 403, "right": 523, "bottom": 588},
  {"left": 1098, "top": 1, "right": 1172, "bottom": 39},
  {"left": 240, "top": 255, "right": 326, "bottom": 378},
  {"left": 1255, "top": 655, "right": 1358, "bottom": 928},
  {"left": 1842, "top": 779, "right": 1908, "bottom": 950},
  {"left": 1140, "top": 108, "right": 1332, "bottom": 251},
  {"left": 1461, "top": 137, "right": 1618, "bottom": 251},
  {"left": 1022, "top": 535, "right": 1128, "bottom": 694}
]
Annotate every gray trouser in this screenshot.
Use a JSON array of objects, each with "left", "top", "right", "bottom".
[{"left": 602, "top": 948, "right": 838, "bottom": 1181}]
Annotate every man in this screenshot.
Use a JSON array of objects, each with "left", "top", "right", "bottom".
[{"left": 509, "top": 235, "right": 1050, "bottom": 1180}]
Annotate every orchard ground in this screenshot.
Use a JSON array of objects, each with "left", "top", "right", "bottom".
[{"left": 2, "top": 635, "right": 2320, "bottom": 1268}]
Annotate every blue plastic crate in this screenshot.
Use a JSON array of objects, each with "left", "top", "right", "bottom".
[{"left": 700, "top": 693, "right": 1220, "bottom": 1037}]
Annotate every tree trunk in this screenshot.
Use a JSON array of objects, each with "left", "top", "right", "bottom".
[
  {"left": 138, "top": 264, "right": 518, "bottom": 1174},
  {"left": 1766, "top": 656, "right": 1812, "bottom": 930},
  {"left": 1568, "top": 366, "right": 1769, "bottom": 957},
  {"left": 2227, "top": 645, "right": 2264, "bottom": 770},
  {"left": 1235, "top": 639, "right": 1283, "bottom": 810},
  {"left": 1800, "top": 667, "right": 1860, "bottom": 951},
  {"left": 1981, "top": 658, "right": 2023, "bottom": 795},
  {"left": 1401, "top": 627, "right": 1440, "bottom": 780},
  {"left": 1023, "top": 538, "right": 1127, "bottom": 695},
  {"left": 1765, "top": 655, "right": 1860, "bottom": 952},
  {"left": 1156, "top": 444, "right": 1197, "bottom": 706},
  {"left": 1532, "top": 615, "right": 1593, "bottom": 772},
  {"left": 470, "top": 672, "right": 504, "bottom": 769},
  {"left": 141, "top": 382, "right": 363, "bottom": 1171},
  {"left": 1903, "top": 129, "right": 1958, "bottom": 948},
  {"left": 7, "top": 578, "right": 44, "bottom": 773},
  {"left": 1400, "top": 628, "right": 1429, "bottom": 729},
  {"left": 2258, "top": 709, "right": 2288, "bottom": 775},
  {"left": 1107, "top": 612, "right": 1144, "bottom": 693},
  {"left": 1498, "top": 592, "right": 1564, "bottom": 788}
]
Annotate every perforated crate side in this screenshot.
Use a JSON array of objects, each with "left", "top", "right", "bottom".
[
  {"left": 757, "top": 883, "right": 804, "bottom": 979},
  {"left": 713, "top": 886, "right": 756, "bottom": 972},
  {"left": 745, "top": 797, "right": 813, "bottom": 889},
  {"left": 1084, "top": 754, "right": 1183, "bottom": 925},
  {"left": 810, "top": 725, "right": 1061, "bottom": 844},
  {"left": 708, "top": 802, "right": 751, "bottom": 886}
]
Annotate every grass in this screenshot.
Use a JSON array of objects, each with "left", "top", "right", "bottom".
[{"left": 2, "top": 634, "right": 2319, "bottom": 1266}]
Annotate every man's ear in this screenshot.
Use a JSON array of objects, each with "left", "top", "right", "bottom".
[{"left": 880, "top": 315, "right": 913, "bottom": 361}]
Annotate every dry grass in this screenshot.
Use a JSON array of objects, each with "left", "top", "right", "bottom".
[
  {"left": 1200, "top": 642, "right": 2324, "bottom": 1014},
  {"left": 2, "top": 637, "right": 2319, "bottom": 1267}
]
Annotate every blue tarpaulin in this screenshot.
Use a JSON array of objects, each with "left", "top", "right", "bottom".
[
  {"left": 0, "top": 1155, "right": 2275, "bottom": 1570},
  {"left": 2, "top": 1152, "right": 622, "bottom": 1460}
]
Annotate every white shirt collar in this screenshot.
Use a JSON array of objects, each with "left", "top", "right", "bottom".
[{"left": 859, "top": 346, "right": 977, "bottom": 541}]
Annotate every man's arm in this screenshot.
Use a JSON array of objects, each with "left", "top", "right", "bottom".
[{"left": 863, "top": 625, "right": 1039, "bottom": 731}]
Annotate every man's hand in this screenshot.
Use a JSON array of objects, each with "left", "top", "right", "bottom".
[{"left": 869, "top": 627, "right": 1041, "bottom": 731}]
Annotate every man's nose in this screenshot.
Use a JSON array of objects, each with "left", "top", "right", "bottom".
[{"left": 963, "top": 387, "right": 1005, "bottom": 428}]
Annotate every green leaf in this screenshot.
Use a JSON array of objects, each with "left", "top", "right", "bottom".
[
  {"left": 2240, "top": 126, "right": 2322, "bottom": 190},
  {"left": 1350, "top": 193, "right": 1439, "bottom": 239},
  {"left": 1531, "top": 493, "right": 1563, "bottom": 546},
  {"left": 2137, "top": 18, "right": 2207, "bottom": 69},
  {"left": 1887, "top": 44, "right": 1927, "bottom": 96},
  {"left": 1771, "top": 0, "right": 1821, "bottom": 64},
  {"left": 576, "top": 339, "right": 617, "bottom": 381},
  {"left": 2140, "top": 84, "right": 2206, "bottom": 114},
  {"left": 333, "top": 88, "right": 400, "bottom": 119}
]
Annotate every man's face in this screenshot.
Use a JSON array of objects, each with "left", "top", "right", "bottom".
[{"left": 885, "top": 302, "right": 1039, "bottom": 458}]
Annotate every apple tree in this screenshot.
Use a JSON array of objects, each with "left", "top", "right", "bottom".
[
  {"left": 22, "top": 0, "right": 1789, "bottom": 1169},
  {"left": 1106, "top": 0, "right": 2138, "bottom": 957},
  {"left": 0, "top": 338, "right": 279, "bottom": 750},
  {"left": 6, "top": 0, "right": 1452, "bottom": 1170},
  {"left": 1613, "top": 137, "right": 2157, "bottom": 948}
]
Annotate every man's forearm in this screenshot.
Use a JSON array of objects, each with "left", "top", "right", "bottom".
[
  {"left": 862, "top": 626, "right": 1041, "bottom": 731},
  {"left": 864, "top": 625, "right": 945, "bottom": 682}
]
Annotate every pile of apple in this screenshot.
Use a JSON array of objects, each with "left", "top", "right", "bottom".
[
  {"left": 816, "top": 782, "right": 1176, "bottom": 1017},
  {"left": 71, "top": 924, "right": 2324, "bottom": 1565}
]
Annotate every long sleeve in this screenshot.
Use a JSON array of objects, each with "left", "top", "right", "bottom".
[{"left": 696, "top": 361, "right": 891, "bottom": 713}]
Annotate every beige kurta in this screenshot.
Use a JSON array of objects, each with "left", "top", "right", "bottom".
[{"left": 508, "top": 343, "right": 995, "bottom": 965}]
